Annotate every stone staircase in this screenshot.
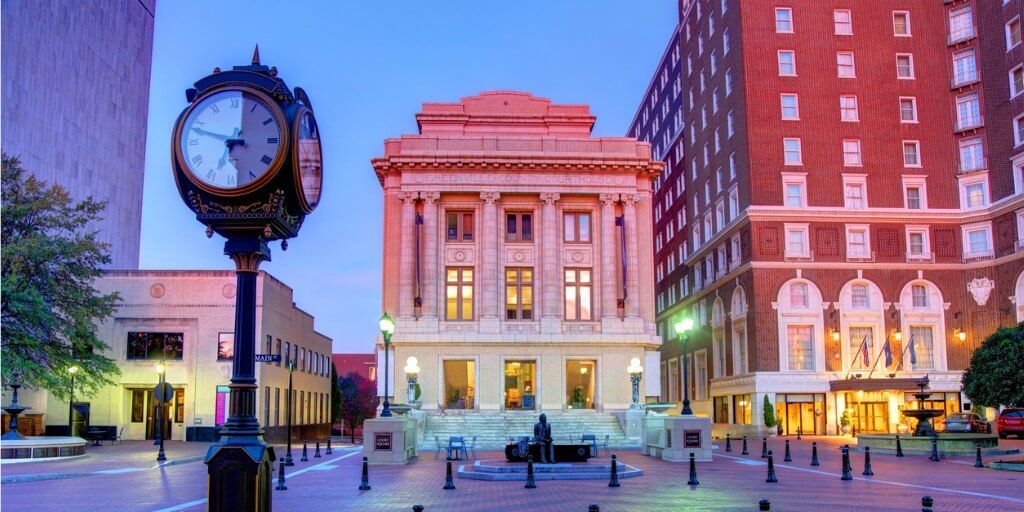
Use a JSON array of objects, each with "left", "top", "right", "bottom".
[{"left": 418, "top": 412, "right": 639, "bottom": 451}]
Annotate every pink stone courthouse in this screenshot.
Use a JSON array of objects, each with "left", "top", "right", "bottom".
[{"left": 372, "top": 92, "right": 663, "bottom": 431}]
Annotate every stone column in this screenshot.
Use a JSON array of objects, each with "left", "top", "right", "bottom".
[
  {"left": 480, "top": 192, "right": 501, "bottom": 332},
  {"left": 622, "top": 194, "right": 641, "bottom": 319},
  {"left": 420, "top": 192, "right": 441, "bottom": 320},
  {"left": 599, "top": 193, "right": 619, "bottom": 321},
  {"left": 540, "top": 193, "right": 561, "bottom": 331},
  {"left": 397, "top": 191, "right": 418, "bottom": 320}
]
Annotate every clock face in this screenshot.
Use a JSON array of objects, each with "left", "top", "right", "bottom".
[
  {"left": 178, "top": 89, "right": 285, "bottom": 190},
  {"left": 294, "top": 110, "right": 323, "bottom": 209}
]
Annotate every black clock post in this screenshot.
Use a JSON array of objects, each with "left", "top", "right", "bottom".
[{"left": 171, "top": 47, "right": 323, "bottom": 512}]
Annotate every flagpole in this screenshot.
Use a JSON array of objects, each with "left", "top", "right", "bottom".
[
  {"left": 844, "top": 333, "right": 871, "bottom": 379},
  {"left": 866, "top": 337, "right": 890, "bottom": 379},
  {"left": 896, "top": 335, "right": 915, "bottom": 372}
]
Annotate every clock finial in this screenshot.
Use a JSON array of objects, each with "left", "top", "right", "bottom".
[{"left": 251, "top": 44, "right": 261, "bottom": 66}]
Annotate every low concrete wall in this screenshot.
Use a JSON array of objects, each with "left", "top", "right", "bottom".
[{"left": 264, "top": 423, "right": 331, "bottom": 444}]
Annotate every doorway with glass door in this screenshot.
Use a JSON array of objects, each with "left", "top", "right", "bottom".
[
  {"left": 565, "top": 360, "right": 596, "bottom": 410},
  {"left": 778, "top": 393, "right": 825, "bottom": 435}
]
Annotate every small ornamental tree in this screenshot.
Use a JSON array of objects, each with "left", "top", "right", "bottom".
[
  {"left": 330, "top": 363, "right": 342, "bottom": 425},
  {"left": 338, "top": 370, "right": 379, "bottom": 443},
  {"left": 962, "top": 323, "right": 1024, "bottom": 408},
  {"left": 1, "top": 155, "right": 121, "bottom": 396},
  {"left": 763, "top": 395, "right": 777, "bottom": 428}
]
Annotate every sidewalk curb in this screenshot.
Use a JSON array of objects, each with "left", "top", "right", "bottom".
[{"left": 1, "top": 455, "right": 206, "bottom": 484}]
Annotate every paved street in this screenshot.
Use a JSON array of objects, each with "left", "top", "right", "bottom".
[{"left": 2, "top": 437, "right": 1022, "bottom": 511}]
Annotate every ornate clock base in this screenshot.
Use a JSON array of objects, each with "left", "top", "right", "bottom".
[{"left": 205, "top": 438, "right": 276, "bottom": 512}]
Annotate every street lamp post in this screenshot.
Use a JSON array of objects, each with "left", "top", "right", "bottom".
[
  {"left": 155, "top": 362, "right": 167, "bottom": 462},
  {"left": 674, "top": 318, "right": 695, "bottom": 415},
  {"left": 379, "top": 313, "right": 395, "bottom": 417},
  {"left": 67, "top": 366, "right": 79, "bottom": 436},
  {"left": 628, "top": 358, "right": 644, "bottom": 410},
  {"left": 404, "top": 356, "right": 420, "bottom": 404},
  {"left": 285, "top": 358, "right": 295, "bottom": 466}
]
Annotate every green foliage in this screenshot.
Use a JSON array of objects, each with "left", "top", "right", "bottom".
[
  {"left": 570, "top": 385, "right": 585, "bottom": 405},
  {"left": 962, "top": 323, "right": 1024, "bottom": 408},
  {"left": 413, "top": 381, "right": 422, "bottom": 402},
  {"left": 840, "top": 410, "right": 852, "bottom": 427},
  {"left": 447, "top": 385, "right": 461, "bottom": 406},
  {"left": 1, "top": 155, "right": 120, "bottom": 398},
  {"left": 763, "top": 395, "right": 777, "bottom": 428},
  {"left": 330, "top": 362, "right": 342, "bottom": 423}
]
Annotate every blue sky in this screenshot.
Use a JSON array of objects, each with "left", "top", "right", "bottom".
[{"left": 140, "top": 1, "right": 677, "bottom": 352}]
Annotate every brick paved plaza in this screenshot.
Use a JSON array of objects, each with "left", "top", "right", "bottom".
[{"left": 2, "top": 437, "right": 1022, "bottom": 511}]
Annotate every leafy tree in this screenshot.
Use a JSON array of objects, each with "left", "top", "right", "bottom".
[
  {"left": 962, "top": 323, "right": 1024, "bottom": 408},
  {"left": 338, "top": 370, "right": 378, "bottom": 443},
  {"left": 1, "top": 155, "right": 120, "bottom": 397},
  {"left": 763, "top": 395, "right": 777, "bottom": 428}
]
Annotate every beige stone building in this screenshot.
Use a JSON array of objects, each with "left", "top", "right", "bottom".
[
  {"left": 372, "top": 92, "right": 663, "bottom": 418},
  {"left": 38, "top": 270, "right": 333, "bottom": 443}
]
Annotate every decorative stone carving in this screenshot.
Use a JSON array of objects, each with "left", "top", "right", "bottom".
[
  {"left": 397, "top": 191, "right": 418, "bottom": 204},
  {"left": 562, "top": 323, "right": 598, "bottom": 333},
  {"left": 222, "top": 284, "right": 236, "bottom": 299},
  {"left": 150, "top": 283, "right": 166, "bottom": 299},
  {"left": 540, "top": 192, "right": 561, "bottom": 205},
  {"left": 504, "top": 323, "right": 540, "bottom": 333},
  {"left": 443, "top": 323, "right": 477, "bottom": 333},
  {"left": 505, "top": 248, "right": 534, "bottom": 265},
  {"left": 421, "top": 191, "right": 440, "bottom": 204},
  {"left": 967, "top": 277, "right": 995, "bottom": 306},
  {"left": 563, "top": 248, "right": 593, "bottom": 265},
  {"left": 446, "top": 247, "right": 475, "bottom": 264},
  {"left": 598, "top": 193, "right": 618, "bottom": 205},
  {"left": 620, "top": 193, "right": 640, "bottom": 207},
  {"left": 480, "top": 191, "right": 501, "bottom": 204}
]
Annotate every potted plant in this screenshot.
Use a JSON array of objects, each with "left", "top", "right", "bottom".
[
  {"left": 447, "top": 386, "right": 463, "bottom": 409},
  {"left": 840, "top": 410, "right": 852, "bottom": 435},
  {"left": 569, "top": 386, "right": 586, "bottom": 409},
  {"left": 763, "top": 396, "right": 778, "bottom": 436}
]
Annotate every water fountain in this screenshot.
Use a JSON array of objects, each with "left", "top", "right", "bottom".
[
  {"left": 1, "top": 373, "right": 30, "bottom": 440},
  {"left": 902, "top": 376, "right": 943, "bottom": 437},
  {"left": 1, "top": 372, "right": 88, "bottom": 463}
]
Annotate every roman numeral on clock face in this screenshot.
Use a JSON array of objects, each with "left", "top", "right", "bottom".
[
  {"left": 261, "top": 155, "right": 273, "bottom": 165},
  {"left": 230, "top": 98, "right": 240, "bottom": 109},
  {"left": 263, "top": 118, "right": 273, "bottom": 125},
  {"left": 267, "top": 137, "right": 278, "bottom": 144},
  {"left": 192, "top": 155, "right": 203, "bottom": 166}
]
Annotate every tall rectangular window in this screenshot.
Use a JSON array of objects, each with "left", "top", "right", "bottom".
[
  {"left": 563, "top": 212, "right": 592, "bottom": 243},
  {"left": 846, "top": 228, "right": 869, "bottom": 257},
  {"left": 959, "top": 138, "right": 985, "bottom": 172},
  {"left": 899, "top": 97, "right": 918, "bottom": 123},
  {"left": 839, "top": 95, "right": 858, "bottom": 122},
  {"left": 505, "top": 212, "right": 533, "bottom": 242},
  {"left": 908, "top": 229, "right": 927, "bottom": 256},
  {"left": 564, "top": 268, "right": 593, "bottom": 321},
  {"left": 505, "top": 268, "right": 534, "bottom": 320},
  {"left": 903, "top": 141, "right": 921, "bottom": 167},
  {"left": 953, "top": 50, "right": 977, "bottom": 85},
  {"left": 445, "top": 267, "right": 474, "bottom": 320},
  {"left": 896, "top": 54, "right": 915, "bottom": 79},
  {"left": 834, "top": 9, "right": 852, "bottom": 35},
  {"left": 785, "top": 182, "right": 804, "bottom": 207},
  {"left": 778, "top": 50, "right": 796, "bottom": 76},
  {"left": 949, "top": 6, "right": 975, "bottom": 43},
  {"left": 893, "top": 11, "right": 911, "bottom": 36},
  {"left": 787, "top": 325, "right": 814, "bottom": 371},
  {"left": 911, "top": 284, "right": 928, "bottom": 308},
  {"left": 910, "top": 326, "right": 934, "bottom": 370},
  {"left": 446, "top": 211, "right": 474, "bottom": 241},
  {"left": 783, "top": 138, "right": 802, "bottom": 165},
  {"left": 780, "top": 94, "right": 799, "bottom": 119},
  {"left": 775, "top": 7, "right": 793, "bottom": 33},
  {"left": 217, "top": 333, "right": 234, "bottom": 361},
  {"left": 955, "top": 94, "right": 981, "bottom": 130},
  {"left": 836, "top": 52, "right": 856, "bottom": 77},
  {"left": 906, "top": 186, "right": 922, "bottom": 209},
  {"left": 844, "top": 182, "right": 865, "bottom": 209},
  {"left": 842, "top": 140, "right": 862, "bottom": 166},
  {"left": 1012, "top": 66, "right": 1024, "bottom": 97},
  {"left": 1007, "top": 17, "right": 1021, "bottom": 49},
  {"left": 848, "top": 326, "right": 873, "bottom": 369}
]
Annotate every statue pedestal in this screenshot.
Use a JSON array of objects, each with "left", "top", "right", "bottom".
[
  {"left": 645, "top": 414, "right": 712, "bottom": 462},
  {"left": 363, "top": 417, "right": 417, "bottom": 465},
  {"left": 625, "top": 409, "right": 645, "bottom": 440}
]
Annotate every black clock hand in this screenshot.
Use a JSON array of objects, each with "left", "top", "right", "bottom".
[{"left": 190, "top": 126, "right": 231, "bottom": 141}]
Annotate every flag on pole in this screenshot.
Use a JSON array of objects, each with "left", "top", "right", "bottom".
[
  {"left": 882, "top": 337, "right": 893, "bottom": 367},
  {"left": 861, "top": 334, "right": 871, "bottom": 367},
  {"left": 908, "top": 335, "right": 917, "bottom": 366}
]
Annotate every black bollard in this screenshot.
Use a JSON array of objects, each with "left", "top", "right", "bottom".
[
  {"left": 608, "top": 454, "right": 621, "bottom": 488},
  {"left": 413, "top": 507, "right": 424, "bottom": 512},
  {"left": 760, "top": 437, "right": 768, "bottom": 458},
  {"left": 783, "top": 439, "right": 792, "bottom": 462},
  {"left": 758, "top": 499, "right": 771, "bottom": 511},
  {"left": 810, "top": 441, "right": 820, "bottom": 466},
  {"left": 765, "top": 450, "right": 778, "bottom": 483},
  {"left": 443, "top": 458, "right": 456, "bottom": 490},
  {"left": 314, "top": 440, "right": 322, "bottom": 458},
  {"left": 725, "top": 433, "right": 732, "bottom": 452},
  {"left": 975, "top": 446, "right": 985, "bottom": 468},
  {"left": 275, "top": 457, "right": 287, "bottom": 491},
  {"left": 928, "top": 437, "right": 940, "bottom": 462},
  {"left": 741, "top": 436, "right": 749, "bottom": 455},
  {"left": 687, "top": 452, "right": 699, "bottom": 486},
  {"left": 300, "top": 441, "right": 309, "bottom": 462},
  {"left": 588, "top": 506, "right": 600, "bottom": 512},
  {"left": 921, "top": 495, "right": 933, "bottom": 512},
  {"left": 326, "top": 438, "right": 333, "bottom": 455},
  {"left": 895, "top": 435, "right": 904, "bottom": 457},
  {"left": 525, "top": 455, "right": 537, "bottom": 489},
  {"left": 796, "top": 426, "right": 802, "bottom": 440},
  {"left": 358, "top": 456, "right": 371, "bottom": 490},
  {"left": 840, "top": 447, "right": 853, "bottom": 481},
  {"left": 862, "top": 446, "right": 874, "bottom": 476}
]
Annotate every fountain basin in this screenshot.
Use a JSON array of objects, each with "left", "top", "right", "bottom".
[
  {"left": 0, "top": 436, "right": 88, "bottom": 464},
  {"left": 457, "top": 459, "right": 643, "bottom": 481},
  {"left": 856, "top": 434, "right": 1019, "bottom": 457}
]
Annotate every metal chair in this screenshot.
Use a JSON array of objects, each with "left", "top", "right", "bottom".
[
  {"left": 467, "top": 436, "right": 478, "bottom": 460},
  {"left": 113, "top": 426, "right": 126, "bottom": 445},
  {"left": 581, "top": 434, "right": 598, "bottom": 457},
  {"left": 434, "top": 436, "right": 444, "bottom": 460},
  {"left": 447, "top": 435, "right": 466, "bottom": 460},
  {"left": 599, "top": 434, "right": 610, "bottom": 457}
]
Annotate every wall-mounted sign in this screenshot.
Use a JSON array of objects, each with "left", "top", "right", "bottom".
[
  {"left": 375, "top": 433, "right": 393, "bottom": 451},
  {"left": 683, "top": 430, "right": 701, "bottom": 448},
  {"left": 255, "top": 354, "right": 281, "bottom": 363}
]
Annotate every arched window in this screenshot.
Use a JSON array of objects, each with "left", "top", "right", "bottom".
[
  {"left": 898, "top": 280, "right": 947, "bottom": 372},
  {"left": 775, "top": 279, "right": 825, "bottom": 372},
  {"left": 731, "top": 287, "right": 748, "bottom": 374},
  {"left": 838, "top": 279, "right": 885, "bottom": 372},
  {"left": 712, "top": 298, "right": 727, "bottom": 378},
  {"left": 1016, "top": 271, "right": 1024, "bottom": 322},
  {"left": 851, "top": 284, "right": 869, "bottom": 309},
  {"left": 790, "top": 282, "right": 809, "bottom": 308}
]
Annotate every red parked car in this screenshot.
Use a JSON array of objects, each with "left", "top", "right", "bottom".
[{"left": 997, "top": 408, "right": 1024, "bottom": 439}]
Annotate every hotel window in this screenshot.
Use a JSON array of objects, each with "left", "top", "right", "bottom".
[
  {"left": 563, "top": 212, "right": 592, "bottom": 243},
  {"left": 734, "top": 394, "right": 752, "bottom": 424},
  {"left": 787, "top": 325, "right": 815, "bottom": 371},
  {"left": 911, "top": 284, "right": 929, "bottom": 308},
  {"left": 959, "top": 138, "right": 985, "bottom": 172},
  {"left": 275, "top": 339, "right": 282, "bottom": 366},
  {"left": 778, "top": 50, "right": 796, "bottom": 76},
  {"left": 283, "top": 341, "right": 290, "bottom": 366},
  {"left": 903, "top": 141, "right": 921, "bottom": 167},
  {"left": 1012, "top": 66, "right": 1024, "bottom": 98},
  {"left": 783, "top": 176, "right": 806, "bottom": 207},
  {"left": 896, "top": 54, "right": 915, "bottom": 79},
  {"left": 910, "top": 326, "right": 934, "bottom": 370},
  {"left": 846, "top": 226, "right": 870, "bottom": 258},
  {"left": 899, "top": 97, "right": 918, "bottom": 123},
  {"left": 775, "top": 7, "right": 793, "bottom": 33},
  {"left": 963, "top": 224, "right": 993, "bottom": 257},
  {"left": 727, "top": 111, "right": 735, "bottom": 136},
  {"left": 505, "top": 212, "right": 533, "bottom": 242},
  {"left": 446, "top": 211, "right": 474, "bottom": 241},
  {"left": 949, "top": 6, "right": 975, "bottom": 43},
  {"left": 956, "top": 94, "right": 981, "bottom": 130},
  {"left": 893, "top": 11, "right": 911, "bottom": 36},
  {"left": 729, "top": 187, "right": 739, "bottom": 217},
  {"left": 904, "top": 181, "right": 925, "bottom": 210},
  {"left": 851, "top": 284, "right": 870, "bottom": 309},
  {"left": 445, "top": 267, "right": 474, "bottom": 321},
  {"left": 907, "top": 227, "right": 929, "bottom": 258},
  {"left": 783, "top": 138, "right": 802, "bottom": 165},
  {"left": 848, "top": 326, "right": 873, "bottom": 369},
  {"left": 1014, "top": 114, "right": 1024, "bottom": 147},
  {"left": 730, "top": 234, "right": 741, "bottom": 266},
  {"left": 726, "top": 70, "right": 733, "bottom": 95},
  {"left": 780, "top": 94, "right": 799, "bottom": 120},
  {"left": 1007, "top": 16, "right": 1021, "bottom": 50},
  {"left": 953, "top": 50, "right": 977, "bottom": 85},
  {"left": 839, "top": 95, "right": 858, "bottom": 122},
  {"left": 834, "top": 9, "right": 852, "bottom": 35},
  {"left": 126, "top": 332, "right": 184, "bottom": 360},
  {"left": 842, "top": 139, "right": 862, "bottom": 166},
  {"left": 217, "top": 333, "right": 234, "bottom": 361},
  {"left": 844, "top": 179, "right": 866, "bottom": 209},
  {"left": 729, "top": 153, "right": 736, "bottom": 179},
  {"left": 723, "top": 28, "right": 730, "bottom": 54},
  {"left": 785, "top": 225, "right": 809, "bottom": 258},
  {"left": 505, "top": 268, "right": 534, "bottom": 321},
  {"left": 564, "top": 268, "right": 593, "bottom": 321},
  {"left": 836, "top": 52, "right": 855, "bottom": 77}
]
